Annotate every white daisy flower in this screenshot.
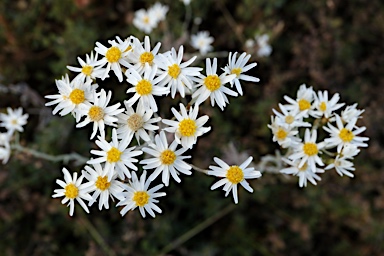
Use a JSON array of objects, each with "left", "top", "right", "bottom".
[
  {"left": 191, "top": 31, "right": 214, "bottom": 55},
  {"left": 288, "top": 129, "right": 325, "bottom": 172},
  {"left": 133, "top": 9, "right": 158, "bottom": 34},
  {"left": 311, "top": 90, "right": 345, "bottom": 118},
  {"left": 45, "top": 75, "right": 95, "bottom": 122},
  {"left": 222, "top": 52, "right": 260, "bottom": 95},
  {"left": 208, "top": 156, "right": 261, "bottom": 204},
  {"left": 280, "top": 158, "right": 323, "bottom": 187},
  {"left": 156, "top": 45, "right": 202, "bottom": 98},
  {"left": 125, "top": 64, "right": 169, "bottom": 113},
  {"left": 323, "top": 115, "right": 369, "bottom": 153},
  {"left": 93, "top": 39, "right": 131, "bottom": 82},
  {"left": 82, "top": 163, "right": 124, "bottom": 210},
  {"left": 192, "top": 58, "right": 237, "bottom": 110},
  {"left": 283, "top": 84, "right": 315, "bottom": 117},
  {"left": 87, "top": 128, "right": 143, "bottom": 180},
  {"left": 325, "top": 155, "right": 355, "bottom": 178},
  {"left": 162, "top": 103, "right": 211, "bottom": 149},
  {"left": 116, "top": 101, "right": 161, "bottom": 144},
  {"left": 148, "top": 2, "right": 169, "bottom": 23},
  {"left": 340, "top": 103, "right": 365, "bottom": 123},
  {"left": 272, "top": 103, "right": 311, "bottom": 129},
  {"left": 140, "top": 131, "right": 192, "bottom": 186},
  {"left": 76, "top": 89, "right": 124, "bottom": 139},
  {"left": 128, "top": 36, "right": 161, "bottom": 74},
  {"left": 67, "top": 51, "right": 105, "bottom": 82},
  {"left": 116, "top": 170, "right": 166, "bottom": 218},
  {"left": 268, "top": 115, "right": 300, "bottom": 148},
  {"left": 255, "top": 34, "right": 272, "bottom": 57},
  {"left": 0, "top": 107, "right": 29, "bottom": 135},
  {"left": 52, "top": 167, "right": 93, "bottom": 216},
  {"left": 340, "top": 143, "right": 360, "bottom": 158}
]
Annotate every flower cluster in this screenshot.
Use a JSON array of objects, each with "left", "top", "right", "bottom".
[
  {"left": 133, "top": 2, "right": 169, "bottom": 34},
  {"left": 47, "top": 34, "right": 261, "bottom": 216},
  {"left": 268, "top": 84, "right": 369, "bottom": 187},
  {"left": 0, "top": 107, "right": 29, "bottom": 164}
]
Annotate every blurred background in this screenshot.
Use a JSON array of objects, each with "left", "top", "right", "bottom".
[{"left": 0, "top": 0, "right": 383, "bottom": 255}]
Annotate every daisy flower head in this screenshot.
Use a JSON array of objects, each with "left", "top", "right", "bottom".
[
  {"left": 125, "top": 64, "right": 169, "bottom": 113},
  {"left": 325, "top": 155, "right": 355, "bottom": 178},
  {"left": 116, "top": 101, "right": 161, "bottom": 144},
  {"left": 156, "top": 45, "right": 202, "bottom": 98},
  {"left": 255, "top": 34, "right": 272, "bottom": 57},
  {"left": 140, "top": 131, "right": 192, "bottom": 186},
  {"left": 133, "top": 9, "right": 158, "bottom": 34},
  {"left": 116, "top": 170, "right": 166, "bottom": 218},
  {"left": 272, "top": 103, "right": 311, "bottom": 129},
  {"left": 128, "top": 36, "right": 161, "bottom": 74},
  {"left": 208, "top": 156, "right": 261, "bottom": 204},
  {"left": 148, "top": 2, "right": 169, "bottom": 23},
  {"left": 311, "top": 90, "right": 345, "bottom": 119},
  {"left": 162, "top": 103, "right": 211, "bottom": 149},
  {"left": 288, "top": 129, "right": 325, "bottom": 172},
  {"left": 280, "top": 158, "right": 324, "bottom": 187},
  {"left": 45, "top": 76, "right": 96, "bottom": 122},
  {"left": 87, "top": 128, "right": 143, "bottom": 180},
  {"left": 0, "top": 107, "right": 29, "bottom": 135},
  {"left": 191, "top": 31, "right": 214, "bottom": 55},
  {"left": 76, "top": 89, "right": 124, "bottom": 139},
  {"left": 268, "top": 115, "right": 300, "bottom": 148},
  {"left": 52, "top": 167, "right": 93, "bottom": 216},
  {"left": 0, "top": 134, "right": 10, "bottom": 164},
  {"left": 283, "top": 84, "right": 315, "bottom": 117},
  {"left": 93, "top": 39, "right": 131, "bottom": 82},
  {"left": 340, "top": 103, "right": 365, "bottom": 123},
  {"left": 67, "top": 51, "right": 105, "bottom": 82},
  {"left": 222, "top": 52, "right": 260, "bottom": 95},
  {"left": 82, "top": 163, "right": 124, "bottom": 210},
  {"left": 323, "top": 115, "right": 369, "bottom": 153},
  {"left": 192, "top": 58, "right": 237, "bottom": 111}
]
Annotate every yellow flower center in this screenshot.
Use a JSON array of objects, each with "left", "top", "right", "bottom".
[
  {"left": 204, "top": 75, "right": 221, "bottom": 92},
  {"left": 107, "top": 147, "right": 122, "bottom": 163},
  {"left": 133, "top": 191, "right": 150, "bottom": 207},
  {"left": 276, "top": 128, "right": 288, "bottom": 140},
  {"left": 168, "top": 64, "right": 181, "bottom": 79},
  {"left": 106, "top": 46, "right": 122, "bottom": 63},
  {"left": 127, "top": 113, "right": 144, "bottom": 131},
  {"left": 81, "top": 65, "right": 93, "bottom": 76},
  {"left": 226, "top": 165, "right": 244, "bottom": 184},
  {"left": 179, "top": 118, "right": 197, "bottom": 137},
  {"left": 339, "top": 128, "right": 354, "bottom": 142},
  {"left": 139, "top": 52, "right": 154, "bottom": 65},
  {"left": 143, "top": 16, "right": 150, "bottom": 24},
  {"left": 160, "top": 149, "right": 176, "bottom": 165},
  {"left": 69, "top": 89, "right": 85, "bottom": 105},
  {"left": 11, "top": 119, "right": 18, "bottom": 125},
  {"left": 95, "top": 176, "right": 111, "bottom": 191},
  {"left": 231, "top": 68, "right": 242, "bottom": 77},
  {"left": 136, "top": 79, "right": 152, "bottom": 96},
  {"left": 64, "top": 183, "right": 79, "bottom": 199},
  {"left": 88, "top": 106, "right": 104, "bottom": 121},
  {"left": 285, "top": 115, "right": 294, "bottom": 124},
  {"left": 319, "top": 101, "right": 327, "bottom": 112},
  {"left": 303, "top": 142, "right": 318, "bottom": 156},
  {"left": 298, "top": 99, "right": 311, "bottom": 111}
]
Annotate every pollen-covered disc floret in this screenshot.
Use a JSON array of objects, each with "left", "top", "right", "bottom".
[
  {"left": 208, "top": 156, "right": 261, "bottom": 204},
  {"left": 116, "top": 171, "right": 166, "bottom": 218},
  {"left": 162, "top": 103, "right": 211, "bottom": 149},
  {"left": 52, "top": 167, "right": 93, "bottom": 216},
  {"left": 140, "top": 131, "right": 192, "bottom": 187}
]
